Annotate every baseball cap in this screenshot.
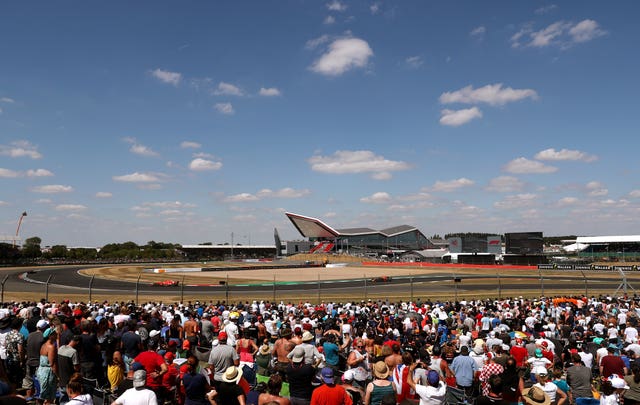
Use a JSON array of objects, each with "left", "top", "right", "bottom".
[
  {"left": 133, "top": 370, "right": 147, "bottom": 388},
  {"left": 218, "top": 331, "right": 228, "bottom": 341},
  {"left": 131, "top": 362, "right": 144, "bottom": 371},
  {"left": 164, "top": 352, "right": 175, "bottom": 362},
  {"left": 427, "top": 370, "right": 440, "bottom": 386},
  {"left": 535, "top": 349, "right": 543, "bottom": 358},
  {"left": 37, "top": 319, "right": 49, "bottom": 329},
  {"left": 321, "top": 367, "right": 335, "bottom": 384},
  {"left": 291, "top": 346, "right": 305, "bottom": 363}
]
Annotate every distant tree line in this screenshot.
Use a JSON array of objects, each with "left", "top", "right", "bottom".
[{"left": 0, "top": 237, "right": 183, "bottom": 265}]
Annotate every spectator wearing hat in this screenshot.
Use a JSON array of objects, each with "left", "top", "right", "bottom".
[
  {"left": 521, "top": 386, "right": 551, "bottom": 405},
  {"left": 526, "top": 349, "right": 552, "bottom": 381},
  {"left": 601, "top": 376, "right": 629, "bottom": 405},
  {"left": 162, "top": 352, "right": 180, "bottom": 400},
  {"left": 340, "top": 369, "right": 366, "bottom": 405},
  {"left": 207, "top": 366, "right": 245, "bottom": 405},
  {"left": 111, "top": 369, "right": 158, "bottom": 405},
  {"left": 22, "top": 318, "right": 48, "bottom": 399},
  {"left": 310, "top": 367, "right": 353, "bottom": 405},
  {"left": 532, "top": 366, "right": 567, "bottom": 405},
  {"left": 450, "top": 345, "right": 479, "bottom": 398},
  {"left": 133, "top": 338, "right": 169, "bottom": 403},
  {"left": 510, "top": 338, "right": 529, "bottom": 368},
  {"left": 255, "top": 344, "right": 272, "bottom": 376},
  {"left": 207, "top": 331, "right": 240, "bottom": 386},
  {"left": 364, "top": 361, "right": 396, "bottom": 405},
  {"left": 600, "top": 344, "right": 627, "bottom": 378},
  {"left": 287, "top": 346, "right": 316, "bottom": 405},
  {"left": 291, "top": 331, "right": 322, "bottom": 367}
]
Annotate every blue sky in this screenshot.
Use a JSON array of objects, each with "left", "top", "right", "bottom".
[{"left": 1, "top": 1, "right": 639, "bottom": 247}]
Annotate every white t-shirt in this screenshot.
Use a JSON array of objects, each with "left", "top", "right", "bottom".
[
  {"left": 624, "top": 327, "right": 638, "bottom": 343},
  {"left": 115, "top": 388, "right": 158, "bottom": 405},
  {"left": 414, "top": 382, "right": 447, "bottom": 405},
  {"left": 534, "top": 381, "right": 558, "bottom": 402}
]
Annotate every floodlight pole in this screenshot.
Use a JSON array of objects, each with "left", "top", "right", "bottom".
[{"left": 14, "top": 211, "right": 27, "bottom": 247}]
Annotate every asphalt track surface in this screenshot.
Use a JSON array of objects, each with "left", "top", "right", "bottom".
[{"left": 2, "top": 265, "right": 634, "bottom": 299}]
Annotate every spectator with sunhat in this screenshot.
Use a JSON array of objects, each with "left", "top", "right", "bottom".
[
  {"left": 206, "top": 365, "right": 245, "bottom": 405},
  {"left": 286, "top": 346, "right": 316, "bottom": 405}
]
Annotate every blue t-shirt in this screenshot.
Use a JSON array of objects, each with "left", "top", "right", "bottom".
[{"left": 323, "top": 341, "right": 340, "bottom": 366}]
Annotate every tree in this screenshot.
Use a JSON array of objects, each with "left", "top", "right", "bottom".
[
  {"left": 22, "top": 236, "right": 42, "bottom": 258},
  {"left": 49, "top": 245, "right": 68, "bottom": 258}
]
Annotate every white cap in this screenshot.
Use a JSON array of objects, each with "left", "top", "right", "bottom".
[
  {"left": 533, "top": 366, "right": 549, "bottom": 376},
  {"left": 610, "top": 376, "right": 629, "bottom": 390},
  {"left": 36, "top": 319, "right": 49, "bottom": 329}
]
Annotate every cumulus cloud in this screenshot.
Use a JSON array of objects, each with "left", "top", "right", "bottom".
[
  {"left": 55, "top": 204, "right": 87, "bottom": 212},
  {"left": 32, "top": 184, "right": 74, "bottom": 193},
  {"left": 360, "top": 192, "right": 393, "bottom": 204},
  {"left": 150, "top": 68, "right": 182, "bottom": 86},
  {"left": 113, "top": 172, "right": 162, "bottom": 183},
  {"left": 405, "top": 56, "right": 424, "bottom": 69},
  {"left": 629, "top": 190, "right": 640, "bottom": 198},
  {"left": 310, "top": 37, "right": 374, "bottom": 76},
  {"left": 26, "top": 169, "right": 54, "bottom": 177},
  {"left": 535, "top": 4, "right": 557, "bottom": 15},
  {"left": 440, "top": 83, "right": 538, "bottom": 106},
  {"left": 213, "top": 82, "right": 244, "bottom": 96},
  {"left": 557, "top": 196, "right": 579, "bottom": 206},
  {"left": 324, "top": 15, "right": 336, "bottom": 25},
  {"left": 225, "top": 193, "right": 260, "bottom": 203},
  {"left": 214, "top": 102, "right": 235, "bottom": 115},
  {"left": 180, "top": 141, "right": 201, "bottom": 149},
  {"left": 439, "top": 107, "right": 482, "bottom": 126},
  {"left": 511, "top": 19, "right": 606, "bottom": 48},
  {"left": 0, "top": 168, "right": 20, "bottom": 178},
  {"left": 130, "top": 144, "right": 159, "bottom": 157},
  {"left": 189, "top": 158, "right": 223, "bottom": 171},
  {"left": 0, "top": 201, "right": 8, "bottom": 206},
  {"left": 95, "top": 192, "right": 112, "bottom": 198},
  {"left": 259, "top": 87, "right": 281, "bottom": 97},
  {"left": 431, "top": 178, "right": 475, "bottom": 192},
  {"left": 0, "top": 140, "right": 42, "bottom": 159},
  {"left": 586, "top": 181, "right": 608, "bottom": 197},
  {"left": 493, "top": 193, "right": 538, "bottom": 209},
  {"left": 305, "top": 34, "right": 330, "bottom": 50},
  {"left": 504, "top": 158, "right": 558, "bottom": 174},
  {"left": 256, "top": 188, "right": 311, "bottom": 198},
  {"left": 143, "top": 201, "right": 196, "bottom": 209},
  {"left": 370, "top": 2, "right": 381, "bottom": 14},
  {"left": 485, "top": 176, "right": 524, "bottom": 193},
  {"left": 470, "top": 26, "right": 486, "bottom": 37},
  {"left": 308, "top": 150, "right": 410, "bottom": 180},
  {"left": 0, "top": 97, "right": 15, "bottom": 103},
  {"left": 534, "top": 148, "right": 598, "bottom": 162},
  {"left": 326, "top": 0, "right": 347, "bottom": 11}
]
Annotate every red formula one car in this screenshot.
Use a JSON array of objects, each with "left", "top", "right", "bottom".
[
  {"left": 153, "top": 279, "right": 179, "bottom": 287},
  {"left": 370, "top": 276, "right": 392, "bottom": 283}
]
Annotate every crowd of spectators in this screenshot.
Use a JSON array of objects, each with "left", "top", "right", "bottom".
[{"left": 0, "top": 294, "right": 640, "bottom": 405}]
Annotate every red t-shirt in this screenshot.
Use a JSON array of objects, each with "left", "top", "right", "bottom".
[
  {"left": 310, "top": 384, "right": 353, "bottom": 405},
  {"left": 510, "top": 346, "right": 529, "bottom": 367},
  {"left": 134, "top": 350, "right": 165, "bottom": 388}
]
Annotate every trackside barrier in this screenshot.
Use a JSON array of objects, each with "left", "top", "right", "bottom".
[{"left": 537, "top": 264, "right": 639, "bottom": 271}]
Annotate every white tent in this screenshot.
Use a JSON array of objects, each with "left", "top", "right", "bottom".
[{"left": 562, "top": 243, "right": 589, "bottom": 253}]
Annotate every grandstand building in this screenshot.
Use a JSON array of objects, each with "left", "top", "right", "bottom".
[{"left": 284, "top": 212, "right": 437, "bottom": 256}]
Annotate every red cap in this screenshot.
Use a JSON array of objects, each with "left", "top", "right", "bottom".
[
  {"left": 218, "top": 331, "right": 228, "bottom": 341},
  {"left": 165, "top": 352, "right": 176, "bottom": 362},
  {"left": 168, "top": 340, "right": 177, "bottom": 347}
]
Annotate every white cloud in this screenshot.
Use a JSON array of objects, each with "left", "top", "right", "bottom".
[
  {"left": 0, "top": 201, "right": 8, "bottom": 206},
  {"left": 308, "top": 150, "right": 410, "bottom": 180},
  {"left": 305, "top": 34, "right": 330, "bottom": 50},
  {"left": 0, "top": 140, "right": 42, "bottom": 159},
  {"left": 371, "top": 172, "right": 392, "bottom": 181},
  {"left": 511, "top": 19, "right": 607, "bottom": 48},
  {"left": 143, "top": 201, "right": 196, "bottom": 209},
  {"left": 439, "top": 107, "right": 482, "bottom": 126},
  {"left": 35, "top": 198, "right": 52, "bottom": 204},
  {"left": 586, "top": 181, "right": 608, "bottom": 197},
  {"left": 213, "top": 82, "right": 244, "bottom": 96},
  {"left": 440, "top": 83, "right": 538, "bottom": 106},
  {"left": 630, "top": 190, "right": 640, "bottom": 198},
  {"left": 233, "top": 214, "right": 256, "bottom": 222},
  {"left": 150, "top": 68, "right": 182, "bottom": 86},
  {"left": 569, "top": 19, "right": 607, "bottom": 43},
  {"left": 405, "top": 56, "right": 424, "bottom": 69},
  {"left": 504, "top": 157, "right": 558, "bottom": 174},
  {"left": 470, "top": 26, "right": 486, "bottom": 37},
  {"left": 55, "top": 204, "right": 87, "bottom": 212},
  {"left": 310, "top": 37, "right": 374, "bottom": 76},
  {"left": 535, "top": 4, "right": 557, "bottom": 15},
  {"left": 130, "top": 144, "right": 159, "bottom": 157},
  {"left": 259, "top": 87, "right": 281, "bottom": 97},
  {"left": 225, "top": 193, "right": 260, "bottom": 203},
  {"left": 360, "top": 192, "right": 392, "bottom": 204},
  {"left": 324, "top": 15, "right": 336, "bottom": 25},
  {"left": 189, "top": 158, "right": 223, "bottom": 171},
  {"left": 557, "top": 197, "right": 579, "bottom": 207},
  {"left": 431, "top": 178, "right": 475, "bottom": 192},
  {"left": 32, "top": 184, "right": 74, "bottom": 193},
  {"left": 95, "top": 192, "right": 112, "bottom": 198},
  {"left": 193, "top": 152, "right": 215, "bottom": 159},
  {"left": 160, "top": 209, "right": 181, "bottom": 216},
  {"left": 26, "top": 169, "right": 53, "bottom": 177},
  {"left": 326, "top": 0, "right": 347, "bottom": 11},
  {"left": 137, "top": 184, "right": 162, "bottom": 190},
  {"left": 0, "top": 168, "right": 20, "bottom": 178},
  {"left": 0, "top": 97, "right": 15, "bottom": 103},
  {"left": 534, "top": 148, "right": 598, "bottom": 162},
  {"left": 256, "top": 188, "right": 311, "bottom": 198},
  {"left": 485, "top": 176, "right": 524, "bottom": 193},
  {"left": 370, "top": 2, "right": 381, "bottom": 14},
  {"left": 180, "top": 141, "right": 201, "bottom": 149},
  {"left": 214, "top": 102, "right": 235, "bottom": 115},
  {"left": 493, "top": 193, "right": 538, "bottom": 209},
  {"left": 113, "top": 172, "right": 162, "bottom": 183}
]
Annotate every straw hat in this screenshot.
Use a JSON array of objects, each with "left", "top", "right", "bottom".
[
  {"left": 222, "top": 366, "right": 243, "bottom": 384},
  {"left": 373, "top": 361, "right": 390, "bottom": 379},
  {"left": 302, "top": 331, "right": 314, "bottom": 342},
  {"left": 259, "top": 345, "right": 271, "bottom": 355},
  {"left": 521, "top": 386, "right": 551, "bottom": 405}
]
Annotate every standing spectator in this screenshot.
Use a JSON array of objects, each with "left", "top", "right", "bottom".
[
  {"left": 111, "top": 369, "right": 158, "bottom": 405},
  {"left": 207, "top": 331, "right": 239, "bottom": 386},
  {"left": 479, "top": 357, "right": 504, "bottom": 397},
  {"left": 407, "top": 367, "right": 447, "bottom": 405},
  {"left": 310, "top": 367, "right": 353, "bottom": 405},
  {"left": 5, "top": 317, "right": 25, "bottom": 389},
  {"left": 37, "top": 327, "right": 59, "bottom": 405},
  {"left": 600, "top": 344, "right": 627, "bottom": 378},
  {"left": 450, "top": 346, "right": 479, "bottom": 398},
  {"left": 258, "top": 374, "right": 291, "bottom": 405},
  {"left": 273, "top": 329, "right": 295, "bottom": 376},
  {"left": 207, "top": 366, "right": 246, "bottom": 405},
  {"left": 255, "top": 344, "right": 272, "bottom": 377},
  {"left": 58, "top": 335, "right": 81, "bottom": 390},
  {"left": 182, "top": 355, "right": 210, "bottom": 405},
  {"left": 565, "top": 355, "right": 593, "bottom": 403},
  {"left": 23, "top": 318, "right": 47, "bottom": 399},
  {"left": 134, "top": 339, "right": 169, "bottom": 403},
  {"left": 287, "top": 346, "right": 316, "bottom": 405},
  {"left": 364, "top": 362, "right": 396, "bottom": 405},
  {"left": 532, "top": 367, "right": 567, "bottom": 405}
]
